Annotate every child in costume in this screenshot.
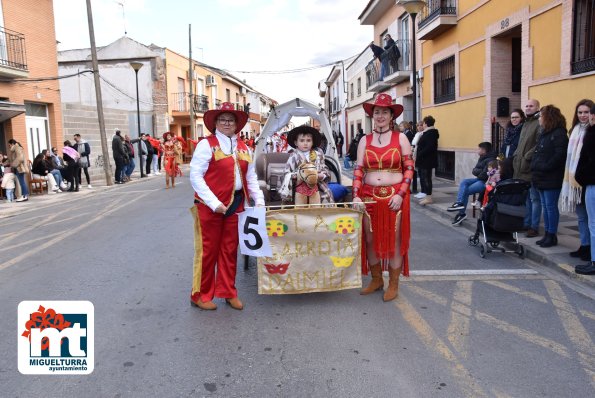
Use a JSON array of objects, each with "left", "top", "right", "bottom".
[
  {"left": 1, "top": 166, "right": 16, "bottom": 202},
  {"left": 481, "top": 159, "right": 501, "bottom": 208},
  {"left": 283, "top": 125, "right": 334, "bottom": 204}
]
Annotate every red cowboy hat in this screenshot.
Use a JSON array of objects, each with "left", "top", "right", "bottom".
[
  {"left": 203, "top": 102, "right": 249, "bottom": 135},
  {"left": 363, "top": 93, "right": 404, "bottom": 119}
]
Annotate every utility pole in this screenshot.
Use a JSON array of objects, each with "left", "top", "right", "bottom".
[
  {"left": 86, "top": 0, "right": 112, "bottom": 185},
  {"left": 188, "top": 24, "right": 195, "bottom": 140}
]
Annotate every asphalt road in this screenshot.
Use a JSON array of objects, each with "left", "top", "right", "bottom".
[{"left": 1, "top": 175, "right": 594, "bottom": 397}]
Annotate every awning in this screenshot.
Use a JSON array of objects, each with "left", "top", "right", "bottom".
[{"left": 0, "top": 100, "right": 26, "bottom": 123}]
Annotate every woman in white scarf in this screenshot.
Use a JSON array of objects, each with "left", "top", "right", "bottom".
[{"left": 561, "top": 99, "right": 594, "bottom": 260}]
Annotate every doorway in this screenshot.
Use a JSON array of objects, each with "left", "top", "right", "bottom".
[
  {"left": 490, "top": 25, "right": 522, "bottom": 125},
  {"left": 25, "top": 103, "right": 50, "bottom": 162}
]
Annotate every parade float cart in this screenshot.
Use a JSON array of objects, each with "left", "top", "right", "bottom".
[
  {"left": 239, "top": 205, "right": 364, "bottom": 294},
  {"left": 253, "top": 98, "right": 343, "bottom": 204}
]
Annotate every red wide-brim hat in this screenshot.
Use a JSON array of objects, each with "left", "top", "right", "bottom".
[
  {"left": 204, "top": 102, "right": 249, "bottom": 135},
  {"left": 363, "top": 93, "right": 404, "bottom": 119}
]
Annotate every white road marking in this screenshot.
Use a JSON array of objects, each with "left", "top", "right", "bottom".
[{"left": 410, "top": 269, "right": 538, "bottom": 276}]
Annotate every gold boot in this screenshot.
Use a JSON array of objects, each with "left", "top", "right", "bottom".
[
  {"left": 360, "top": 263, "right": 384, "bottom": 295},
  {"left": 383, "top": 267, "right": 401, "bottom": 302},
  {"left": 419, "top": 195, "right": 433, "bottom": 205}
]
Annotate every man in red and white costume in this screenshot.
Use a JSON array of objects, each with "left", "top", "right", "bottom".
[{"left": 189, "top": 102, "right": 264, "bottom": 311}]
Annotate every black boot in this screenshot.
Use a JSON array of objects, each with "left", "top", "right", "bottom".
[
  {"left": 570, "top": 245, "right": 589, "bottom": 258},
  {"left": 580, "top": 246, "right": 591, "bottom": 261},
  {"left": 536, "top": 233, "right": 549, "bottom": 246},
  {"left": 575, "top": 261, "right": 595, "bottom": 275},
  {"left": 540, "top": 233, "right": 558, "bottom": 248}
]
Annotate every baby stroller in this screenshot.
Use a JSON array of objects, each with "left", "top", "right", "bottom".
[{"left": 468, "top": 179, "right": 530, "bottom": 258}]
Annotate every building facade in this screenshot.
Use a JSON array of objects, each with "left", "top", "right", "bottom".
[
  {"left": 359, "top": 0, "right": 415, "bottom": 124},
  {"left": 321, "top": 57, "right": 360, "bottom": 156},
  {"left": 345, "top": 46, "right": 375, "bottom": 145},
  {"left": 418, "top": 0, "right": 595, "bottom": 181},
  {"left": 0, "top": 0, "right": 63, "bottom": 162},
  {"left": 58, "top": 37, "right": 167, "bottom": 181}
]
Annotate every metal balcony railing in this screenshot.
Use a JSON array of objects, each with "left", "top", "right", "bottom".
[
  {"left": 194, "top": 94, "right": 209, "bottom": 113},
  {"left": 171, "top": 92, "right": 209, "bottom": 113},
  {"left": 418, "top": 0, "right": 457, "bottom": 30},
  {"left": 366, "top": 59, "right": 381, "bottom": 88},
  {"left": 365, "top": 40, "right": 411, "bottom": 86},
  {"left": 0, "top": 26, "right": 27, "bottom": 71}
]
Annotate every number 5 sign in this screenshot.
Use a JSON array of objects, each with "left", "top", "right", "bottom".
[{"left": 238, "top": 207, "right": 272, "bottom": 257}]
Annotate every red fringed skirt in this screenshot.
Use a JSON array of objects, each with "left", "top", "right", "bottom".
[
  {"left": 164, "top": 156, "right": 182, "bottom": 177},
  {"left": 361, "top": 183, "right": 410, "bottom": 277}
]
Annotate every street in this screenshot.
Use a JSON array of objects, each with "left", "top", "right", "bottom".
[{"left": 1, "top": 175, "right": 594, "bottom": 398}]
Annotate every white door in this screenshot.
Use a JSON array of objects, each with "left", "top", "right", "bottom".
[{"left": 25, "top": 117, "right": 49, "bottom": 162}]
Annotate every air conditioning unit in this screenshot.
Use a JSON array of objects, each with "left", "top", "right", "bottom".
[
  {"left": 240, "top": 87, "right": 247, "bottom": 95},
  {"left": 206, "top": 75, "right": 215, "bottom": 86}
]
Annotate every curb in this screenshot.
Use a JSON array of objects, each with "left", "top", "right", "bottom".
[
  {"left": 0, "top": 166, "right": 189, "bottom": 220},
  {"left": 414, "top": 198, "right": 595, "bottom": 290}
]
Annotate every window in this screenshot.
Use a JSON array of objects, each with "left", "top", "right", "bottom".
[
  {"left": 433, "top": 56, "right": 455, "bottom": 104},
  {"left": 350, "top": 83, "right": 354, "bottom": 100},
  {"left": 225, "top": 89, "right": 231, "bottom": 102},
  {"left": 357, "top": 77, "right": 361, "bottom": 96},
  {"left": 572, "top": 0, "right": 595, "bottom": 74},
  {"left": 400, "top": 16, "right": 411, "bottom": 71}
]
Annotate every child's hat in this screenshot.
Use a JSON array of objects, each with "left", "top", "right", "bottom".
[{"left": 287, "top": 125, "right": 322, "bottom": 149}]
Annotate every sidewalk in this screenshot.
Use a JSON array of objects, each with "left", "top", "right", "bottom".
[
  {"left": 0, "top": 167, "right": 179, "bottom": 220},
  {"left": 340, "top": 167, "right": 594, "bottom": 289}
]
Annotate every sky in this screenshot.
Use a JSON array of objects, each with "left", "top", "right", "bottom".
[{"left": 52, "top": 0, "right": 373, "bottom": 105}]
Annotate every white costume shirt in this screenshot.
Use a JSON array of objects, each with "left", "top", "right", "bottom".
[{"left": 190, "top": 130, "right": 264, "bottom": 211}]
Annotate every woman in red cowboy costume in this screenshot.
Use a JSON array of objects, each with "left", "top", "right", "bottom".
[
  {"left": 352, "top": 93, "right": 414, "bottom": 302},
  {"left": 189, "top": 102, "right": 264, "bottom": 311},
  {"left": 162, "top": 132, "right": 182, "bottom": 188}
]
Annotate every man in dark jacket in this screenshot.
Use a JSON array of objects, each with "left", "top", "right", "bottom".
[
  {"left": 333, "top": 130, "right": 344, "bottom": 158},
  {"left": 513, "top": 99, "right": 542, "bottom": 237},
  {"left": 73, "top": 133, "right": 92, "bottom": 188},
  {"left": 416, "top": 115, "right": 440, "bottom": 205},
  {"left": 447, "top": 142, "right": 497, "bottom": 225},
  {"left": 112, "top": 129, "right": 127, "bottom": 184},
  {"left": 574, "top": 104, "right": 595, "bottom": 275},
  {"left": 142, "top": 134, "right": 154, "bottom": 176}
]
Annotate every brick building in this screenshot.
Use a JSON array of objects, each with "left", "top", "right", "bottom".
[{"left": 0, "top": 0, "right": 63, "bottom": 161}]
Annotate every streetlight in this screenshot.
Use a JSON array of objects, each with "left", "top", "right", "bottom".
[
  {"left": 130, "top": 61, "right": 145, "bottom": 178},
  {"left": 396, "top": 0, "right": 426, "bottom": 127}
]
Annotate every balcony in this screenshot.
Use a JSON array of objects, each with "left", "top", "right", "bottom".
[
  {"left": 0, "top": 27, "right": 28, "bottom": 78},
  {"left": 417, "top": 0, "right": 457, "bottom": 40},
  {"left": 171, "top": 93, "right": 209, "bottom": 114},
  {"left": 365, "top": 41, "right": 412, "bottom": 92},
  {"left": 194, "top": 94, "right": 209, "bottom": 113}
]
